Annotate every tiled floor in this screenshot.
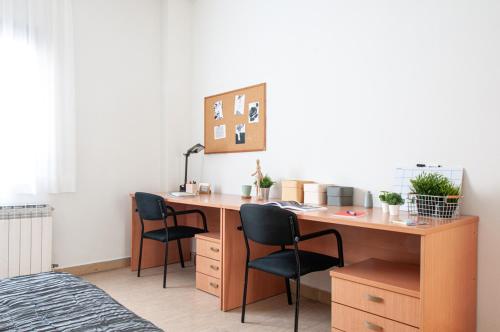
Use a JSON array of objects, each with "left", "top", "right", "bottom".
[{"left": 83, "top": 264, "right": 330, "bottom": 331}]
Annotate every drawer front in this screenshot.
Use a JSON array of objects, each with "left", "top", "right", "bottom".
[
  {"left": 196, "top": 272, "right": 221, "bottom": 297},
  {"left": 197, "top": 239, "right": 221, "bottom": 261},
  {"left": 332, "top": 303, "right": 419, "bottom": 332},
  {"left": 332, "top": 278, "right": 420, "bottom": 327},
  {"left": 196, "top": 255, "right": 221, "bottom": 279}
]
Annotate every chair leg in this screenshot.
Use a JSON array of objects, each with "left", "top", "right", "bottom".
[
  {"left": 137, "top": 236, "right": 144, "bottom": 277},
  {"left": 285, "top": 278, "right": 292, "bottom": 305},
  {"left": 177, "top": 239, "right": 185, "bottom": 268},
  {"left": 241, "top": 264, "right": 249, "bottom": 323},
  {"left": 294, "top": 277, "right": 300, "bottom": 332},
  {"left": 163, "top": 242, "right": 169, "bottom": 288}
]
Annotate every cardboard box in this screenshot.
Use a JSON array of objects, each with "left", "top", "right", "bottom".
[{"left": 281, "top": 180, "right": 314, "bottom": 203}]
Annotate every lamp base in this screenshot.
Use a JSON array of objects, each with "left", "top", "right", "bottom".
[{"left": 179, "top": 184, "right": 186, "bottom": 192}]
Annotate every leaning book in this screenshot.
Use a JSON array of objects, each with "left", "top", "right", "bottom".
[{"left": 265, "top": 201, "right": 326, "bottom": 212}]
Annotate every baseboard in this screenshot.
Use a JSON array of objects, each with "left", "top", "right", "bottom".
[
  {"left": 55, "top": 257, "right": 131, "bottom": 276},
  {"left": 290, "top": 281, "right": 331, "bottom": 305}
]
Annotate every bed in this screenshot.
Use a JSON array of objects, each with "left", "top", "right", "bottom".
[{"left": 0, "top": 272, "right": 162, "bottom": 331}]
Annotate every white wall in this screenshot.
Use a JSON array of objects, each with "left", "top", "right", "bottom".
[
  {"left": 161, "top": 0, "right": 194, "bottom": 191},
  {"left": 50, "top": 0, "right": 163, "bottom": 268},
  {"left": 187, "top": 1, "right": 500, "bottom": 330}
]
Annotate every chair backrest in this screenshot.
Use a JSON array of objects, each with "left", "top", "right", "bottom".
[
  {"left": 239, "top": 204, "right": 299, "bottom": 246},
  {"left": 135, "top": 192, "right": 166, "bottom": 221}
]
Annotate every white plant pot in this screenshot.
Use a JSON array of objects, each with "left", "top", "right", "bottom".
[
  {"left": 381, "top": 202, "right": 389, "bottom": 214},
  {"left": 388, "top": 205, "right": 400, "bottom": 216}
]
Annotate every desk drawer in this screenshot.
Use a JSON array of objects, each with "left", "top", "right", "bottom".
[
  {"left": 196, "top": 255, "right": 221, "bottom": 279},
  {"left": 197, "top": 239, "right": 221, "bottom": 261},
  {"left": 332, "top": 278, "right": 420, "bottom": 327},
  {"left": 332, "top": 303, "right": 418, "bottom": 332},
  {"left": 196, "top": 272, "right": 221, "bottom": 297}
]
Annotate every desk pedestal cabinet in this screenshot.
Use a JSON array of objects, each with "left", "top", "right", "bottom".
[
  {"left": 331, "top": 258, "right": 420, "bottom": 331},
  {"left": 195, "top": 233, "right": 221, "bottom": 297},
  {"left": 130, "top": 193, "right": 478, "bottom": 332}
]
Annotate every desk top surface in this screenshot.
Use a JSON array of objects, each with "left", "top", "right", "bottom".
[{"left": 131, "top": 193, "right": 478, "bottom": 236}]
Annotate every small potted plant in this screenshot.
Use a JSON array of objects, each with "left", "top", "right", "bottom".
[
  {"left": 385, "top": 192, "right": 404, "bottom": 216},
  {"left": 257, "top": 175, "right": 274, "bottom": 200},
  {"left": 378, "top": 191, "right": 389, "bottom": 213}
]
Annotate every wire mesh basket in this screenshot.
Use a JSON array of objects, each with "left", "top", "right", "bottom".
[{"left": 407, "top": 194, "right": 462, "bottom": 219}]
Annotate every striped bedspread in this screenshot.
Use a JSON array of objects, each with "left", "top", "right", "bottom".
[{"left": 0, "top": 272, "right": 162, "bottom": 331}]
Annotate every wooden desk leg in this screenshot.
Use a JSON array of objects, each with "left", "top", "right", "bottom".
[
  {"left": 221, "top": 208, "right": 285, "bottom": 311},
  {"left": 420, "top": 222, "right": 478, "bottom": 331},
  {"left": 130, "top": 198, "right": 190, "bottom": 271}
]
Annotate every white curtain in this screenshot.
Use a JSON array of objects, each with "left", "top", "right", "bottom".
[{"left": 0, "top": 0, "right": 76, "bottom": 204}]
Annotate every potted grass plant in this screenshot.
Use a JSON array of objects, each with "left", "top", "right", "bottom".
[
  {"left": 378, "top": 191, "right": 389, "bottom": 213},
  {"left": 257, "top": 175, "right": 274, "bottom": 200},
  {"left": 409, "top": 173, "right": 461, "bottom": 217},
  {"left": 436, "top": 180, "right": 461, "bottom": 218},
  {"left": 385, "top": 192, "right": 404, "bottom": 216}
]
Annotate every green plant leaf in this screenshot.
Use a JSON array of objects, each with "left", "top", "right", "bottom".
[
  {"left": 385, "top": 192, "right": 404, "bottom": 205},
  {"left": 258, "top": 175, "right": 274, "bottom": 188}
]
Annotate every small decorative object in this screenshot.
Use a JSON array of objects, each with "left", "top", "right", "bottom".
[
  {"left": 241, "top": 185, "right": 252, "bottom": 198},
  {"left": 198, "top": 182, "right": 211, "bottom": 195},
  {"left": 385, "top": 192, "right": 405, "bottom": 216},
  {"left": 185, "top": 181, "right": 198, "bottom": 194},
  {"left": 379, "top": 191, "right": 389, "bottom": 213},
  {"left": 364, "top": 191, "right": 373, "bottom": 208},
  {"left": 409, "top": 172, "right": 461, "bottom": 217},
  {"left": 251, "top": 159, "right": 264, "bottom": 199},
  {"left": 257, "top": 175, "right": 274, "bottom": 200}
]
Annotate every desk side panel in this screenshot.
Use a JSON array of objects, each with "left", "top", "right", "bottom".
[
  {"left": 222, "top": 208, "right": 285, "bottom": 311},
  {"left": 420, "top": 221, "right": 478, "bottom": 332}
]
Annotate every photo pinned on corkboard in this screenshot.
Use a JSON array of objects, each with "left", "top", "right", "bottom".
[{"left": 204, "top": 83, "right": 266, "bottom": 154}]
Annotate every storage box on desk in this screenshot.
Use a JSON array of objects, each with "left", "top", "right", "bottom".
[
  {"left": 327, "top": 186, "right": 353, "bottom": 206},
  {"left": 281, "top": 180, "right": 314, "bottom": 203},
  {"left": 303, "top": 183, "right": 327, "bottom": 205}
]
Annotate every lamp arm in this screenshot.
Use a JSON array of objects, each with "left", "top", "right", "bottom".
[{"left": 184, "top": 153, "right": 189, "bottom": 187}]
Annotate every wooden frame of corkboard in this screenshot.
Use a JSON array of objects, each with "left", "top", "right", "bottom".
[{"left": 204, "top": 83, "right": 266, "bottom": 154}]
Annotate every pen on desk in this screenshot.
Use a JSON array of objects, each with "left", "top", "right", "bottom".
[{"left": 346, "top": 210, "right": 357, "bottom": 216}]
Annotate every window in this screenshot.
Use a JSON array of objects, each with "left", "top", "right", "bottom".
[{"left": 0, "top": 0, "right": 75, "bottom": 204}]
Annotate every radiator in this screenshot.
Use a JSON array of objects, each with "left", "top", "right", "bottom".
[{"left": 0, "top": 204, "right": 53, "bottom": 279}]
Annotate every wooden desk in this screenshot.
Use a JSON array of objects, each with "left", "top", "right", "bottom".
[{"left": 130, "top": 193, "right": 478, "bottom": 331}]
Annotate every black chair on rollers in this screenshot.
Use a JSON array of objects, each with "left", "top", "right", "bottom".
[
  {"left": 135, "top": 192, "right": 208, "bottom": 288},
  {"left": 239, "top": 204, "right": 344, "bottom": 332}
]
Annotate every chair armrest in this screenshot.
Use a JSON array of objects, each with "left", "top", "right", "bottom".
[
  {"left": 297, "top": 229, "right": 344, "bottom": 267},
  {"left": 166, "top": 208, "right": 208, "bottom": 232},
  {"left": 298, "top": 229, "right": 339, "bottom": 241}
]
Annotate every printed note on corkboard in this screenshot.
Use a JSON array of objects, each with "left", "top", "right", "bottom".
[{"left": 204, "top": 83, "right": 266, "bottom": 154}]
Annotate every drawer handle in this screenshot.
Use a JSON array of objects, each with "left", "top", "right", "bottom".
[
  {"left": 210, "top": 265, "right": 219, "bottom": 271},
  {"left": 210, "top": 247, "right": 220, "bottom": 253},
  {"left": 365, "top": 321, "right": 383, "bottom": 331},
  {"left": 366, "top": 294, "right": 384, "bottom": 303},
  {"left": 209, "top": 282, "right": 219, "bottom": 289}
]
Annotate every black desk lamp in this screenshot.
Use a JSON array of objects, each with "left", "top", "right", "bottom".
[{"left": 179, "top": 143, "right": 205, "bottom": 192}]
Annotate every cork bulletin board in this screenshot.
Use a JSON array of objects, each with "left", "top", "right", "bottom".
[{"left": 204, "top": 83, "right": 266, "bottom": 154}]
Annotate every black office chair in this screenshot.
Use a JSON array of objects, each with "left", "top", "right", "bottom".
[
  {"left": 135, "top": 192, "right": 208, "bottom": 288},
  {"left": 239, "top": 204, "right": 344, "bottom": 332}
]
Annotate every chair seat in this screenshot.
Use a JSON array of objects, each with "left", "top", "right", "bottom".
[
  {"left": 143, "top": 226, "right": 205, "bottom": 242},
  {"left": 248, "top": 249, "right": 340, "bottom": 279}
]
